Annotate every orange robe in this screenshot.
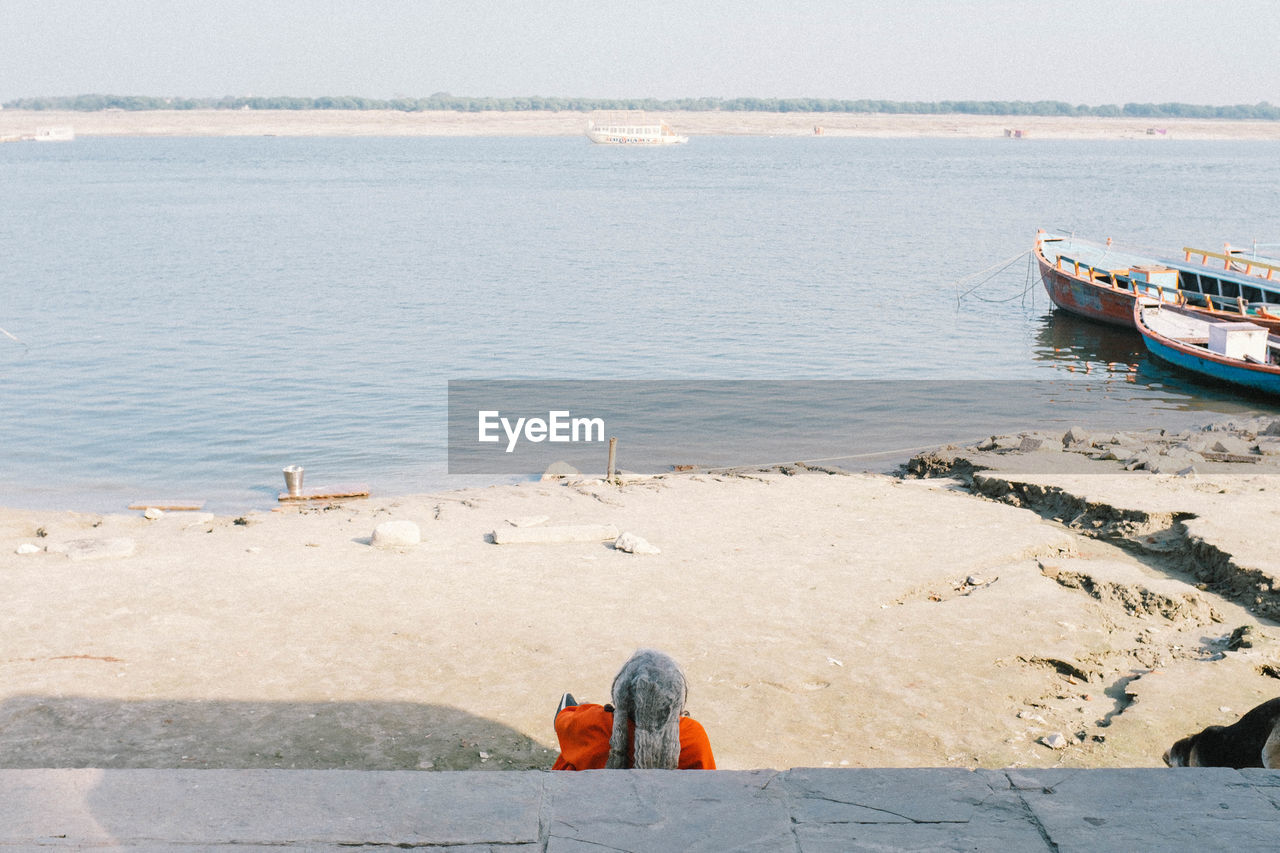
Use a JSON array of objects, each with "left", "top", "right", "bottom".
[{"left": 551, "top": 703, "right": 716, "bottom": 770}]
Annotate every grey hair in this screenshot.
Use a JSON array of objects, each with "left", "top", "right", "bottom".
[{"left": 606, "top": 649, "right": 688, "bottom": 769}]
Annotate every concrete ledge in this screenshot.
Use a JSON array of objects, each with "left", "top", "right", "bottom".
[{"left": 3, "top": 768, "right": 1279, "bottom": 851}]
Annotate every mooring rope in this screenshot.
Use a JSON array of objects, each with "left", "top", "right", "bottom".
[
  {"left": 0, "top": 325, "right": 27, "bottom": 349},
  {"left": 965, "top": 253, "right": 1042, "bottom": 304},
  {"left": 953, "top": 249, "right": 1033, "bottom": 305},
  {"left": 957, "top": 247, "right": 1044, "bottom": 303},
  {"left": 1025, "top": 250, "right": 1037, "bottom": 308},
  {"left": 656, "top": 436, "right": 991, "bottom": 478}
]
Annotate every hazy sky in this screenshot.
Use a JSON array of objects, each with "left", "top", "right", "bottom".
[{"left": 3, "top": 0, "right": 1278, "bottom": 105}]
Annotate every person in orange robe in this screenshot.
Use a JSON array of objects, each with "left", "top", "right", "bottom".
[{"left": 552, "top": 701, "right": 716, "bottom": 770}]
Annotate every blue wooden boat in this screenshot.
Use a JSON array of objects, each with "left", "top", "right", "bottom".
[{"left": 1134, "top": 300, "right": 1280, "bottom": 396}]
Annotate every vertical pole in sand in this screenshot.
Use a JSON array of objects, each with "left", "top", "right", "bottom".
[{"left": 606, "top": 437, "right": 617, "bottom": 482}]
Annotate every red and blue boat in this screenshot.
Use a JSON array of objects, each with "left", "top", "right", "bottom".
[
  {"left": 1035, "top": 231, "right": 1280, "bottom": 330},
  {"left": 1134, "top": 299, "right": 1280, "bottom": 396}
]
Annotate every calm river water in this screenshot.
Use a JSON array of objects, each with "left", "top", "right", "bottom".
[{"left": 3, "top": 135, "right": 1279, "bottom": 510}]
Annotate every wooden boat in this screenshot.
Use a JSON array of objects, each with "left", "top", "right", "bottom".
[
  {"left": 1177, "top": 245, "right": 1280, "bottom": 328},
  {"left": 1176, "top": 294, "right": 1280, "bottom": 331},
  {"left": 1034, "top": 231, "right": 1181, "bottom": 327},
  {"left": 1184, "top": 244, "right": 1280, "bottom": 283},
  {"left": 1134, "top": 300, "right": 1280, "bottom": 396},
  {"left": 1036, "top": 231, "right": 1280, "bottom": 331}
]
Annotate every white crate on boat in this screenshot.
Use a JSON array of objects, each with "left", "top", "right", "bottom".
[{"left": 1208, "top": 321, "right": 1267, "bottom": 361}]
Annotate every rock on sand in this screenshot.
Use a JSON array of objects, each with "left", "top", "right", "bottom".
[
  {"left": 614, "top": 532, "right": 661, "bottom": 555},
  {"left": 371, "top": 520, "right": 421, "bottom": 547}
]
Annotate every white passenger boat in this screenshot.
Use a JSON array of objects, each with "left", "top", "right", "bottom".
[
  {"left": 585, "top": 113, "right": 687, "bottom": 145},
  {"left": 34, "top": 126, "right": 75, "bottom": 142}
]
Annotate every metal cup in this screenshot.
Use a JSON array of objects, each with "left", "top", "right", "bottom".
[{"left": 282, "top": 465, "right": 304, "bottom": 496}]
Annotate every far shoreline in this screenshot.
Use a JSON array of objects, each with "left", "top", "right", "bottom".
[{"left": 4, "top": 109, "right": 1280, "bottom": 140}]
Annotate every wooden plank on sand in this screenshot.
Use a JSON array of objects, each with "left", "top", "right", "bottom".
[
  {"left": 128, "top": 500, "right": 207, "bottom": 511},
  {"left": 277, "top": 484, "right": 370, "bottom": 502}
]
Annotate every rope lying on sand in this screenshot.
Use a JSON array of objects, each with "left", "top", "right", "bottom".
[{"left": 660, "top": 437, "right": 990, "bottom": 478}]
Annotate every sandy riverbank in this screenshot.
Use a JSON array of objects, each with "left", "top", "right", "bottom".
[
  {"left": 2, "top": 419, "right": 1279, "bottom": 772},
  {"left": 3, "top": 109, "right": 1280, "bottom": 140}
]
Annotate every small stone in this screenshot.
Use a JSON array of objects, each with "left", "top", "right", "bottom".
[
  {"left": 1017, "top": 436, "right": 1044, "bottom": 452},
  {"left": 1175, "top": 466, "right": 1197, "bottom": 478},
  {"left": 1145, "top": 453, "right": 1198, "bottom": 474},
  {"left": 541, "top": 461, "right": 580, "bottom": 480},
  {"left": 1211, "top": 436, "right": 1255, "bottom": 455},
  {"left": 1227, "top": 624, "right": 1256, "bottom": 650},
  {"left": 1062, "top": 426, "right": 1091, "bottom": 448},
  {"left": 1125, "top": 451, "right": 1156, "bottom": 471},
  {"left": 1182, "top": 436, "right": 1213, "bottom": 453},
  {"left": 966, "top": 575, "right": 986, "bottom": 586},
  {"left": 371, "top": 520, "right": 421, "bottom": 547},
  {"left": 15, "top": 543, "right": 41, "bottom": 555},
  {"left": 1041, "top": 732, "right": 1069, "bottom": 750},
  {"left": 1163, "top": 447, "right": 1205, "bottom": 463},
  {"left": 143, "top": 507, "right": 164, "bottom": 520},
  {"left": 614, "top": 531, "right": 661, "bottom": 555}
]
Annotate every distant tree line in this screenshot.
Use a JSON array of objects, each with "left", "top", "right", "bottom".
[{"left": 5, "top": 93, "right": 1280, "bottom": 120}]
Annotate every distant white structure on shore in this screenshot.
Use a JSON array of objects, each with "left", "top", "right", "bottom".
[
  {"left": 0, "top": 125, "right": 76, "bottom": 144},
  {"left": 34, "top": 126, "right": 75, "bottom": 142}
]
